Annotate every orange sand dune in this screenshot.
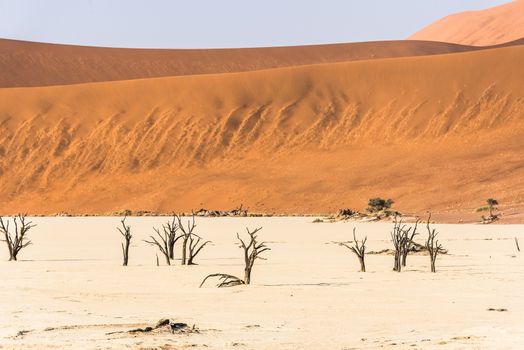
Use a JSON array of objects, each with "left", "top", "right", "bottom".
[
  {"left": 409, "top": 1, "right": 524, "bottom": 46},
  {"left": 1, "top": 45, "right": 524, "bottom": 220},
  {"left": 0, "top": 38, "right": 489, "bottom": 88}
]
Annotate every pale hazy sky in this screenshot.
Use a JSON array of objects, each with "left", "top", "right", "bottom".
[{"left": 0, "top": 0, "right": 510, "bottom": 48}]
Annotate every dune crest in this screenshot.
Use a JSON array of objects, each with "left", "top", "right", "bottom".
[
  {"left": 1, "top": 45, "right": 524, "bottom": 217},
  {"left": 409, "top": 1, "right": 524, "bottom": 46},
  {"left": 0, "top": 38, "right": 488, "bottom": 88}
]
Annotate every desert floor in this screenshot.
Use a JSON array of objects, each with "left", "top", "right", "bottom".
[{"left": 1, "top": 217, "right": 523, "bottom": 349}]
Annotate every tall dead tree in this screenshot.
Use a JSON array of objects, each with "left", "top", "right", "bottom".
[
  {"left": 164, "top": 215, "right": 181, "bottom": 260},
  {"left": 175, "top": 213, "right": 197, "bottom": 265},
  {"left": 238, "top": 227, "right": 270, "bottom": 284},
  {"left": 425, "top": 214, "right": 445, "bottom": 273},
  {"left": 117, "top": 216, "right": 132, "bottom": 266},
  {"left": 390, "top": 216, "right": 418, "bottom": 272},
  {"left": 391, "top": 216, "right": 406, "bottom": 272},
  {"left": 335, "top": 228, "right": 367, "bottom": 272},
  {"left": 0, "top": 214, "right": 36, "bottom": 261},
  {"left": 175, "top": 213, "right": 202, "bottom": 265},
  {"left": 187, "top": 234, "right": 211, "bottom": 265},
  {"left": 144, "top": 226, "right": 171, "bottom": 265},
  {"left": 200, "top": 227, "right": 270, "bottom": 287}
]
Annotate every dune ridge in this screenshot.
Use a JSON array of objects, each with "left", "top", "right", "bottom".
[
  {"left": 0, "top": 38, "right": 499, "bottom": 88},
  {"left": 409, "top": 0, "right": 524, "bottom": 45},
  {"left": 1, "top": 45, "right": 524, "bottom": 218}
]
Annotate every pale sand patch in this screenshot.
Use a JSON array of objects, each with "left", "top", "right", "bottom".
[{"left": 1, "top": 217, "right": 523, "bottom": 349}]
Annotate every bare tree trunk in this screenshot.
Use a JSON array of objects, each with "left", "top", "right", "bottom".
[
  {"left": 5, "top": 238, "right": 14, "bottom": 260},
  {"left": 168, "top": 241, "right": 176, "bottom": 260},
  {"left": 117, "top": 217, "right": 132, "bottom": 266},
  {"left": 181, "top": 238, "right": 188, "bottom": 265},
  {"left": 165, "top": 215, "right": 179, "bottom": 260},
  {"left": 515, "top": 237, "right": 520, "bottom": 252},
  {"left": 394, "top": 252, "right": 401, "bottom": 272},
  {"left": 359, "top": 257, "right": 366, "bottom": 273},
  {"left": 244, "top": 266, "right": 252, "bottom": 285},
  {"left": 121, "top": 240, "right": 130, "bottom": 266},
  {"left": 426, "top": 213, "right": 444, "bottom": 273}
]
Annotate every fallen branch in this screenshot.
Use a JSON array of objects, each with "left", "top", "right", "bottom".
[
  {"left": 199, "top": 273, "right": 245, "bottom": 288},
  {"left": 106, "top": 319, "right": 193, "bottom": 335}
]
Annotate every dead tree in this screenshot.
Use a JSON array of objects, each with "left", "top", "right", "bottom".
[
  {"left": 515, "top": 237, "right": 520, "bottom": 252},
  {"left": 144, "top": 226, "right": 171, "bottom": 265},
  {"left": 200, "top": 227, "right": 270, "bottom": 287},
  {"left": 335, "top": 228, "right": 367, "bottom": 272},
  {"left": 391, "top": 216, "right": 407, "bottom": 272},
  {"left": 117, "top": 216, "right": 132, "bottom": 266},
  {"left": 238, "top": 227, "right": 270, "bottom": 284},
  {"left": 0, "top": 214, "right": 36, "bottom": 261},
  {"left": 175, "top": 213, "right": 197, "bottom": 265},
  {"left": 425, "top": 214, "right": 445, "bottom": 273},
  {"left": 187, "top": 234, "right": 211, "bottom": 265},
  {"left": 390, "top": 216, "right": 418, "bottom": 272}
]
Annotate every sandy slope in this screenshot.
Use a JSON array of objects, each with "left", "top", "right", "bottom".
[
  {"left": 1, "top": 217, "right": 523, "bottom": 349},
  {"left": 0, "top": 38, "right": 491, "bottom": 88},
  {"left": 409, "top": 0, "right": 524, "bottom": 45},
  {"left": 1, "top": 44, "right": 524, "bottom": 219}
]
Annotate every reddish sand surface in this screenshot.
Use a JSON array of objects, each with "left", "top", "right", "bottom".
[
  {"left": 1, "top": 42, "right": 524, "bottom": 221},
  {"left": 409, "top": 0, "right": 524, "bottom": 46},
  {"left": 0, "top": 38, "right": 484, "bottom": 88}
]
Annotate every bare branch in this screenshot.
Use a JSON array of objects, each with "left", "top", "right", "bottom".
[{"left": 144, "top": 225, "right": 171, "bottom": 265}]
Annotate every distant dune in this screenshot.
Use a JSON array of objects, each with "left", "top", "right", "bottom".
[
  {"left": 0, "top": 38, "right": 486, "bottom": 88},
  {"left": 1, "top": 44, "right": 524, "bottom": 218},
  {"left": 409, "top": 1, "right": 524, "bottom": 45}
]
